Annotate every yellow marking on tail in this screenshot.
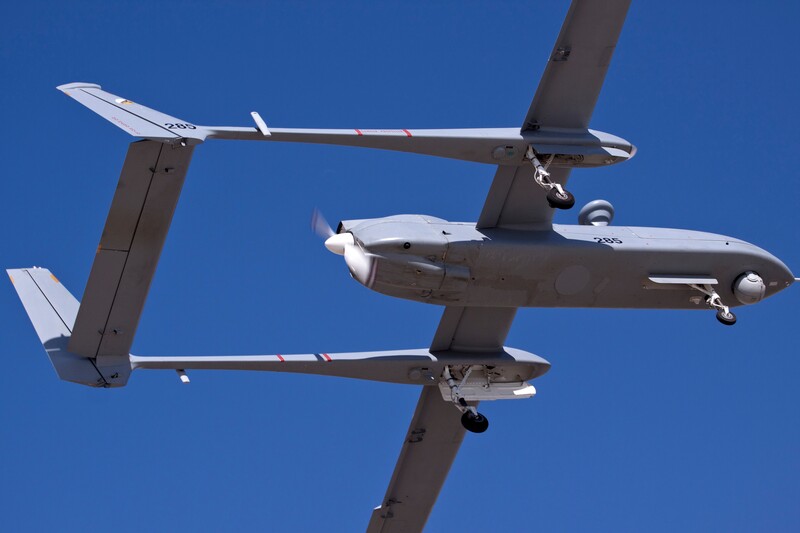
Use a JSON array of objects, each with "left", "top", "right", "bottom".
[
  {"left": 8, "top": 273, "right": 14, "bottom": 285},
  {"left": 50, "top": 273, "right": 60, "bottom": 284}
]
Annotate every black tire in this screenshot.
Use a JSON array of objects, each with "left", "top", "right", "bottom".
[
  {"left": 461, "top": 411, "right": 489, "bottom": 433},
  {"left": 716, "top": 309, "right": 737, "bottom": 326},
  {"left": 546, "top": 188, "right": 575, "bottom": 210}
]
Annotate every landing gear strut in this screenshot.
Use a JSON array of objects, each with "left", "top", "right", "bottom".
[
  {"left": 690, "top": 283, "right": 737, "bottom": 326},
  {"left": 442, "top": 366, "right": 489, "bottom": 433},
  {"left": 526, "top": 146, "right": 575, "bottom": 210}
]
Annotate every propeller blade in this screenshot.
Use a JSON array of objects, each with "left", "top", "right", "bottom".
[
  {"left": 344, "top": 243, "right": 377, "bottom": 287},
  {"left": 311, "top": 208, "right": 334, "bottom": 239},
  {"left": 313, "top": 208, "right": 376, "bottom": 287}
]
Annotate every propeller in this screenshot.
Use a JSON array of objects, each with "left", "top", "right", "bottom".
[
  {"left": 344, "top": 242, "right": 378, "bottom": 287},
  {"left": 312, "top": 208, "right": 377, "bottom": 287},
  {"left": 311, "top": 208, "right": 335, "bottom": 239}
]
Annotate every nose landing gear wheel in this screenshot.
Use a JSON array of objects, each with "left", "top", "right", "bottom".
[
  {"left": 546, "top": 188, "right": 575, "bottom": 210},
  {"left": 688, "top": 283, "right": 738, "bottom": 326},
  {"left": 461, "top": 411, "right": 489, "bottom": 433},
  {"left": 716, "top": 309, "right": 737, "bottom": 326}
]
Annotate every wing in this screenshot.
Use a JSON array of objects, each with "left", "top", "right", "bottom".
[
  {"left": 477, "top": 164, "right": 572, "bottom": 230},
  {"left": 430, "top": 306, "right": 517, "bottom": 353},
  {"left": 478, "top": 0, "right": 631, "bottom": 230},
  {"left": 68, "top": 140, "right": 194, "bottom": 360},
  {"left": 367, "top": 306, "right": 516, "bottom": 532},
  {"left": 522, "top": 0, "right": 632, "bottom": 131},
  {"left": 365, "top": 386, "right": 467, "bottom": 533}
]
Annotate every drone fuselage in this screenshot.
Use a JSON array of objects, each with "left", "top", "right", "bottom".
[{"left": 340, "top": 215, "right": 794, "bottom": 310}]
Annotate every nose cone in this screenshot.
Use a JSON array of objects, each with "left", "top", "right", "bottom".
[{"left": 324, "top": 233, "right": 354, "bottom": 255}]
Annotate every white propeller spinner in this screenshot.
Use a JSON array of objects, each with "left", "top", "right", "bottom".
[
  {"left": 314, "top": 209, "right": 377, "bottom": 287},
  {"left": 324, "top": 232, "right": 354, "bottom": 255}
]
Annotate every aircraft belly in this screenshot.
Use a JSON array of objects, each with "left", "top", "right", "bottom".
[
  {"left": 456, "top": 226, "right": 792, "bottom": 310},
  {"left": 360, "top": 221, "right": 791, "bottom": 309}
]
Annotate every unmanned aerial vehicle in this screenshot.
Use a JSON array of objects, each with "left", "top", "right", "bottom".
[{"left": 8, "top": 1, "right": 795, "bottom": 531}]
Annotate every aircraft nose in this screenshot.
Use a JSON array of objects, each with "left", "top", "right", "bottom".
[{"left": 629, "top": 144, "right": 637, "bottom": 158}]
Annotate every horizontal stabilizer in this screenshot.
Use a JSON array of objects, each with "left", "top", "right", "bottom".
[
  {"left": 57, "top": 82, "right": 209, "bottom": 144},
  {"left": 68, "top": 140, "right": 194, "bottom": 359},
  {"left": 7, "top": 268, "right": 131, "bottom": 387}
]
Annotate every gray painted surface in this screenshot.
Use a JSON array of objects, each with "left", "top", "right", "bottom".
[
  {"left": 57, "top": 83, "right": 205, "bottom": 145},
  {"left": 131, "top": 348, "right": 550, "bottom": 385},
  {"left": 431, "top": 306, "right": 517, "bottom": 352},
  {"left": 339, "top": 216, "right": 794, "bottom": 310},
  {"left": 69, "top": 141, "right": 194, "bottom": 360},
  {"left": 7, "top": 264, "right": 550, "bottom": 387},
  {"left": 366, "top": 387, "right": 470, "bottom": 533},
  {"left": 522, "top": 0, "right": 632, "bottom": 130},
  {"left": 477, "top": 164, "right": 572, "bottom": 230},
  {"left": 58, "top": 83, "right": 635, "bottom": 168},
  {"left": 7, "top": 268, "right": 130, "bottom": 387}
]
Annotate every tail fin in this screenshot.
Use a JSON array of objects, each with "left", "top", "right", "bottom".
[
  {"left": 57, "top": 82, "right": 210, "bottom": 145},
  {"left": 7, "top": 268, "right": 130, "bottom": 387}
]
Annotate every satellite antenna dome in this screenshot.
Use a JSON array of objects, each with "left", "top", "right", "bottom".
[{"left": 578, "top": 199, "right": 615, "bottom": 226}]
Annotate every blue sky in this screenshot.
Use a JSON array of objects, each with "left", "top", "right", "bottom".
[{"left": 2, "top": 1, "right": 799, "bottom": 531}]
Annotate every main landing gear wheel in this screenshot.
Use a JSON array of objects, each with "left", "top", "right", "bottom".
[
  {"left": 546, "top": 188, "right": 575, "bottom": 210},
  {"left": 461, "top": 411, "right": 489, "bottom": 433},
  {"left": 716, "top": 309, "right": 737, "bottom": 326},
  {"left": 442, "top": 366, "right": 491, "bottom": 434},
  {"left": 525, "top": 146, "right": 576, "bottom": 211}
]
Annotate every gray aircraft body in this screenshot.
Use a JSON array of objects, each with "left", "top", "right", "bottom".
[
  {"left": 7, "top": 1, "right": 795, "bottom": 531},
  {"left": 334, "top": 216, "right": 792, "bottom": 310}
]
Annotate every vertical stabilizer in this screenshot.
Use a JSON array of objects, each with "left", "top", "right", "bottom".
[{"left": 7, "top": 268, "right": 130, "bottom": 387}]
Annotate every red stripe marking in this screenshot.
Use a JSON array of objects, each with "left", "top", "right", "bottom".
[
  {"left": 402, "top": 129, "right": 412, "bottom": 137},
  {"left": 276, "top": 354, "right": 284, "bottom": 362},
  {"left": 322, "top": 353, "right": 332, "bottom": 362},
  {"left": 355, "top": 129, "right": 363, "bottom": 136}
]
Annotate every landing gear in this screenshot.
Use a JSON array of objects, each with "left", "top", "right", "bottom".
[
  {"left": 546, "top": 188, "right": 575, "bottom": 210},
  {"left": 461, "top": 411, "right": 489, "bottom": 433},
  {"left": 689, "top": 283, "right": 737, "bottom": 326},
  {"left": 442, "top": 366, "right": 490, "bottom": 434},
  {"left": 526, "top": 146, "right": 574, "bottom": 210},
  {"left": 716, "top": 309, "right": 737, "bottom": 326}
]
